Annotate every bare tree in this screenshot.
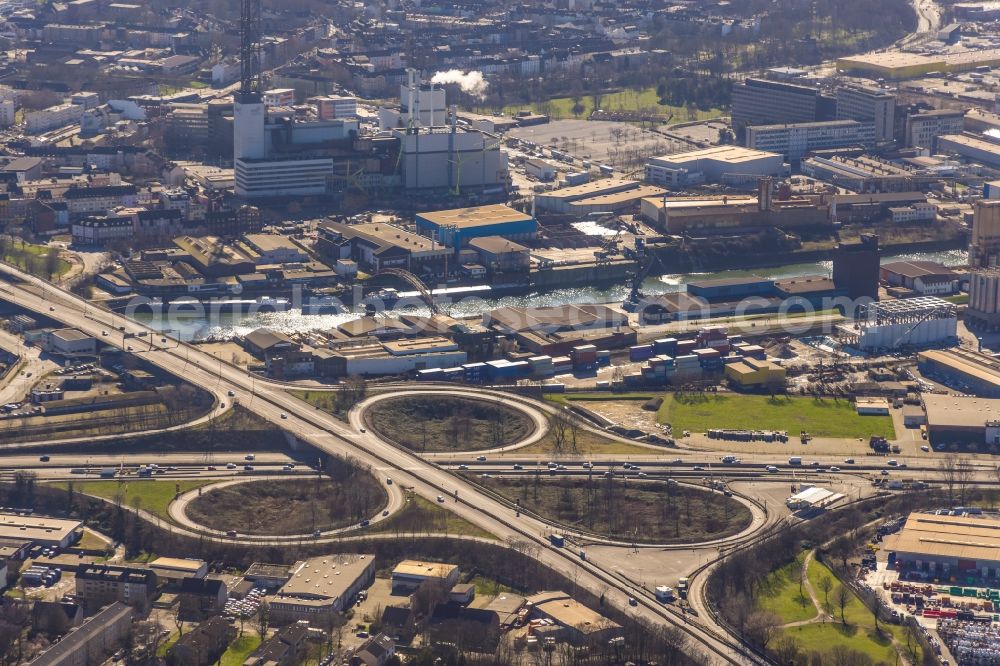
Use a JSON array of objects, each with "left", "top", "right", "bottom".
[
  {"left": 835, "top": 584, "right": 851, "bottom": 625},
  {"left": 819, "top": 575, "right": 834, "bottom": 612},
  {"left": 255, "top": 601, "right": 269, "bottom": 642},
  {"left": 745, "top": 611, "right": 781, "bottom": 651}
]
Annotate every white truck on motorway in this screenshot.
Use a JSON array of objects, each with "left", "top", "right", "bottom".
[
  {"left": 788, "top": 457, "right": 802, "bottom": 465},
  {"left": 721, "top": 455, "right": 740, "bottom": 464}
]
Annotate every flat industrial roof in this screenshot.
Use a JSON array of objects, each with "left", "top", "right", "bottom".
[
  {"left": 417, "top": 204, "right": 533, "bottom": 228},
  {"left": 923, "top": 394, "right": 1000, "bottom": 429},
  {"left": 650, "top": 145, "right": 782, "bottom": 165},
  {"left": 526, "top": 591, "right": 619, "bottom": 633},
  {"left": 919, "top": 349, "right": 1000, "bottom": 388},
  {"left": 886, "top": 512, "right": 1000, "bottom": 563},
  {"left": 392, "top": 560, "right": 459, "bottom": 580},
  {"left": 148, "top": 557, "right": 206, "bottom": 572},
  {"left": 570, "top": 185, "right": 666, "bottom": 206},
  {"left": 0, "top": 513, "right": 81, "bottom": 542},
  {"left": 536, "top": 179, "right": 640, "bottom": 201},
  {"left": 279, "top": 554, "right": 373, "bottom": 599},
  {"left": 244, "top": 233, "right": 304, "bottom": 253}
]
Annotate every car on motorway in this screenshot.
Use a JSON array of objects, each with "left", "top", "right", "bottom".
[
  {"left": 386, "top": 478, "right": 392, "bottom": 485},
  {"left": 226, "top": 463, "right": 237, "bottom": 469},
  {"left": 359, "top": 519, "right": 370, "bottom": 527},
  {"left": 48, "top": 306, "right": 54, "bottom": 311},
  {"left": 476, "top": 455, "right": 487, "bottom": 462},
  {"left": 766, "top": 465, "right": 779, "bottom": 473},
  {"left": 101, "top": 330, "right": 108, "bottom": 336},
  {"left": 283, "top": 464, "right": 293, "bottom": 471},
  {"left": 280, "top": 413, "right": 287, "bottom": 419},
  {"left": 887, "top": 459, "right": 899, "bottom": 466},
  {"left": 359, "top": 428, "right": 366, "bottom": 433},
  {"left": 637, "top": 472, "right": 648, "bottom": 478},
  {"left": 921, "top": 445, "right": 930, "bottom": 452},
  {"left": 880, "top": 470, "right": 890, "bottom": 475},
  {"left": 382, "top": 510, "right": 389, "bottom": 516},
  {"left": 226, "top": 530, "right": 237, "bottom": 538},
  {"left": 207, "top": 466, "right": 216, "bottom": 471},
  {"left": 39, "top": 455, "right": 49, "bottom": 462},
  {"left": 623, "top": 462, "right": 633, "bottom": 470},
  {"left": 628, "top": 597, "right": 638, "bottom": 606},
  {"left": 458, "top": 464, "right": 468, "bottom": 470},
  {"left": 436, "top": 495, "right": 445, "bottom": 503},
  {"left": 830, "top": 466, "right": 841, "bottom": 472},
  {"left": 844, "top": 458, "right": 855, "bottom": 464},
  {"left": 313, "top": 530, "right": 321, "bottom": 538},
  {"left": 244, "top": 465, "right": 254, "bottom": 471},
  {"left": 245, "top": 454, "right": 255, "bottom": 461},
  {"left": 692, "top": 466, "right": 705, "bottom": 471},
  {"left": 512, "top": 464, "right": 523, "bottom": 470},
  {"left": 227, "top": 390, "right": 235, "bottom": 397}
]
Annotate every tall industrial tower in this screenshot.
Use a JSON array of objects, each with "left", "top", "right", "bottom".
[{"left": 233, "top": 0, "right": 266, "bottom": 162}]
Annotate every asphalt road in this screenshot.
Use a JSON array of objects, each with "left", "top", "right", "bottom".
[{"left": 0, "top": 265, "right": 761, "bottom": 665}]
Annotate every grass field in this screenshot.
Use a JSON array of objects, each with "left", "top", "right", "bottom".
[
  {"left": 467, "top": 476, "right": 751, "bottom": 543},
  {"left": 756, "top": 553, "right": 816, "bottom": 624},
  {"left": 60, "top": 480, "right": 213, "bottom": 520},
  {"left": 517, "top": 421, "right": 655, "bottom": 456},
  {"left": 780, "top": 558, "right": 918, "bottom": 664},
  {"left": 220, "top": 635, "right": 261, "bottom": 666},
  {"left": 0, "top": 240, "right": 71, "bottom": 279},
  {"left": 372, "top": 495, "right": 495, "bottom": 540},
  {"left": 368, "top": 395, "right": 534, "bottom": 452},
  {"left": 503, "top": 86, "right": 724, "bottom": 121},
  {"left": 662, "top": 394, "right": 896, "bottom": 439},
  {"left": 185, "top": 476, "right": 387, "bottom": 535}
]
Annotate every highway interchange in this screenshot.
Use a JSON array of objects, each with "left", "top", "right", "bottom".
[{"left": 0, "top": 262, "right": 994, "bottom": 664}]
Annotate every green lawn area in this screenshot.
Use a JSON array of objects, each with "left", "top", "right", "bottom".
[
  {"left": 156, "top": 631, "right": 180, "bottom": 657},
  {"left": 220, "top": 635, "right": 261, "bottom": 666},
  {"left": 661, "top": 394, "right": 896, "bottom": 439},
  {"left": 778, "top": 558, "right": 918, "bottom": 664},
  {"left": 943, "top": 293, "right": 969, "bottom": 305},
  {"left": 503, "top": 86, "right": 724, "bottom": 121},
  {"left": 757, "top": 553, "right": 816, "bottom": 624},
  {"left": 1, "top": 240, "right": 71, "bottom": 278},
  {"left": 371, "top": 495, "right": 496, "bottom": 540},
  {"left": 57, "top": 480, "right": 214, "bottom": 520}
]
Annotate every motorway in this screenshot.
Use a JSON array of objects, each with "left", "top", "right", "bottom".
[{"left": 0, "top": 265, "right": 764, "bottom": 665}]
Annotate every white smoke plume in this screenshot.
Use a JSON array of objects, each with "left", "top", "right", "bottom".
[{"left": 430, "top": 70, "right": 488, "bottom": 99}]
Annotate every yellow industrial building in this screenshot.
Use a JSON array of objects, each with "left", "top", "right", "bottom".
[
  {"left": 724, "top": 357, "right": 786, "bottom": 389},
  {"left": 837, "top": 48, "right": 1000, "bottom": 79}
]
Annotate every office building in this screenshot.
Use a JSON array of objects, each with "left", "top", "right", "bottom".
[
  {"left": 968, "top": 268, "right": 1000, "bottom": 330},
  {"left": 905, "top": 109, "right": 965, "bottom": 149},
  {"left": 314, "top": 95, "right": 358, "bottom": 120},
  {"left": 746, "top": 120, "right": 877, "bottom": 160},
  {"left": 75, "top": 565, "right": 157, "bottom": 613},
  {"left": 268, "top": 555, "right": 375, "bottom": 628},
  {"left": 836, "top": 85, "right": 896, "bottom": 143},
  {"left": 971, "top": 199, "right": 1000, "bottom": 268},
  {"left": 263, "top": 88, "right": 295, "bottom": 107},
  {"left": 644, "top": 146, "right": 785, "bottom": 187},
  {"left": 832, "top": 234, "right": 880, "bottom": 301},
  {"left": 918, "top": 348, "right": 1000, "bottom": 397},
  {"left": 731, "top": 78, "right": 821, "bottom": 136},
  {"left": 886, "top": 512, "right": 1000, "bottom": 578}
]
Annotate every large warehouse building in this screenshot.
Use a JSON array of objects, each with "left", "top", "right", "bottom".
[
  {"left": 415, "top": 204, "right": 536, "bottom": 248},
  {"left": 885, "top": 512, "right": 1000, "bottom": 579},
  {"left": 922, "top": 394, "right": 1000, "bottom": 447},
  {"left": 644, "top": 146, "right": 786, "bottom": 188},
  {"left": 918, "top": 348, "right": 1000, "bottom": 397}
]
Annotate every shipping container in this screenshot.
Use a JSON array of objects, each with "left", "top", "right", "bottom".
[{"left": 629, "top": 344, "right": 654, "bottom": 361}]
